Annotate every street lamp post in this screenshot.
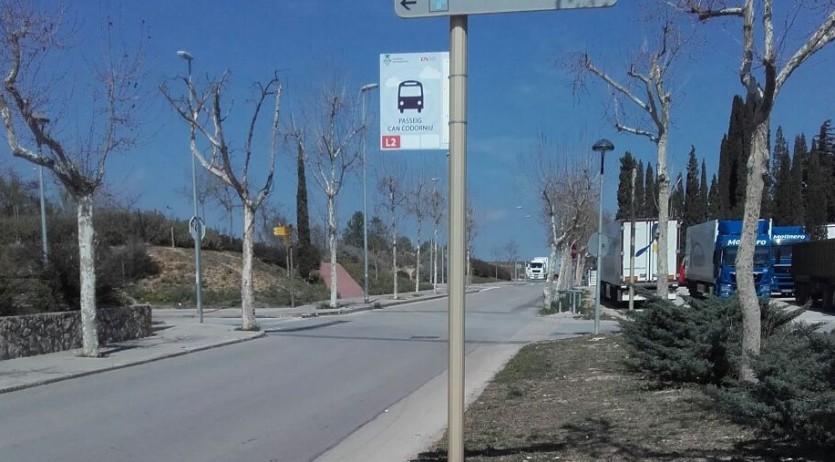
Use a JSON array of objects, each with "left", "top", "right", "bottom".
[
  {"left": 177, "top": 49, "right": 204, "bottom": 323},
  {"left": 360, "top": 83, "right": 378, "bottom": 304},
  {"left": 592, "top": 138, "right": 614, "bottom": 335},
  {"left": 33, "top": 113, "right": 50, "bottom": 266}
]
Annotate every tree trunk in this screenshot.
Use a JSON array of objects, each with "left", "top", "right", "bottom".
[
  {"left": 557, "top": 249, "right": 571, "bottom": 291},
  {"left": 415, "top": 219, "right": 422, "bottom": 293},
  {"left": 545, "top": 240, "right": 558, "bottom": 307},
  {"left": 656, "top": 134, "right": 671, "bottom": 300},
  {"left": 328, "top": 195, "right": 338, "bottom": 308},
  {"left": 77, "top": 194, "right": 100, "bottom": 357},
  {"left": 574, "top": 247, "right": 586, "bottom": 287},
  {"left": 432, "top": 227, "right": 439, "bottom": 292},
  {"left": 392, "top": 213, "right": 398, "bottom": 299},
  {"left": 240, "top": 203, "right": 258, "bottom": 330},
  {"left": 737, "top": 119, "right": 768, "bottom": 382}
]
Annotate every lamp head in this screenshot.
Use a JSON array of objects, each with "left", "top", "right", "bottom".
[
  {"left": 176, "top": 50, "right": 194, "bottom": 61},
  {"left": 591, "top": 138, "right": 614, "bottom": 154},
  {"left": 360, "top": 83, "right": 379, "bottom": 92}
]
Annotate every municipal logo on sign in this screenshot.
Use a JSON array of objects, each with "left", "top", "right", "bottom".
[{"left": 382, "top": 135, "right": 401, "bottom": 149}]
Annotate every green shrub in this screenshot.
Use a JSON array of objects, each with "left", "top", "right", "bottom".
[
  {"left": 621, "top": 295, "right": 802, "bottom": 385},
  {"left": 714, "top": 325, "right": 835, "bottom": 451}
]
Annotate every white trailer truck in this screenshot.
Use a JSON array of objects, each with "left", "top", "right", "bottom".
[
  {"left": 599, "top": 219, "right": 680, "bottom": 301},
  {"left": 526, "top": 257, "right": 549, "bottom": 280}
]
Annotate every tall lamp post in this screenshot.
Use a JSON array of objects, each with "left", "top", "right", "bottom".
[
  {"left": 177, "top": 49, "right": 204, "bottom": 323},
  {"left": 592, "top": 138, "right": 614, "bottom": 335},
  {"left": 360, "top": 83, "right": 378, "bottom": 304},
  {"left": 33, "top": 113, "right": 50, "bottom": 266}
]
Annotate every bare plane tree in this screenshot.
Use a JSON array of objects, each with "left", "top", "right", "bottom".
[
  {"left": 378, "top": 159, "right": 408, "bottom": 299},
  {"left": 570, "top": 21, "right": 687, "bottom": 300},
  {"left": 303, "top": 83, "right": 363, "bottom": 308},
  {"left": 428, "top": 184, "right": 445, "bottom": 291},
  {"left": 673, "top": 0, "right": 835, "bottom": 381},
  {"left": 526, "top": 134, "right": 598, "bottom": 307},
  {"left": 0, "top": 5, "right": 144, "bottom": 357},
  {"left": 407, "top": 175, "right": 429, "bottom": 293},
  {"left": 160, "top": 72, "right": 281, "bottom": 331}
]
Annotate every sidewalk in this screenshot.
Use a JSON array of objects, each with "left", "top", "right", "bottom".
[{"left": 0, "top": 287, "right": 457, "bottom": 394}]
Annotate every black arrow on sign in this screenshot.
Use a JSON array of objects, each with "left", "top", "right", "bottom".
[{"left": 400, "top": 0, "right": 417, "bottom": 10}]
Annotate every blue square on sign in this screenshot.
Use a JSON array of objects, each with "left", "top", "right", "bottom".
[{"left": 429, "top": 0, "right": 449, "bottom": 12}]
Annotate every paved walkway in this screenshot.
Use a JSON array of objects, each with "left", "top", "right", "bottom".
[{"left": 0, "top": 287, "right": 454, "bottom": 394}]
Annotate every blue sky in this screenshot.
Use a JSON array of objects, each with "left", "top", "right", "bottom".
[{"left": 4, "top": 1, "right": 834, "bottom": 262}]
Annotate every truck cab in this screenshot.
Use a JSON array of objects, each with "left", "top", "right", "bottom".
[
  {"left": 685, "top": 219, "right": 773, "bottom": 298},
  {"left": 771, "top": 226, "right": 808, "bottom": 297},
  {"left": 713, "top": 231, "right": 773, "bottom": 298}
]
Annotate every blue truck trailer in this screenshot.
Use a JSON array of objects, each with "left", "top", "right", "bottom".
[
  {"left": 684, "top": 219, "right": 773, "bottom": 298},
  {"left": 771, "top": 226, "right": 809, "bottom": 297}
]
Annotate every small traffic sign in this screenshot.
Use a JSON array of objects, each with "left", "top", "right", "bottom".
[
  {"left": 395, "top": 0, "right": 617, "bottom": 18},
  {"left": 588, "top": 232, "right": 610, "bottom": 258}
]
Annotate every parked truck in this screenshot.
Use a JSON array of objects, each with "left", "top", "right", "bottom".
[
  {"left": 771, "top": 226, "right": 809, "bottom": 297},
  {"left": 684, "top": 219, "right": 773, "bottom": 298},
  {"left": 792, "top": 238, "right": 835, "bottom": 310},
  {"left": 599, "top": 219, "right": 679, "bottom": 301},
  {"left": 526, "top": 257, "right": 549, "bottom": 280}
]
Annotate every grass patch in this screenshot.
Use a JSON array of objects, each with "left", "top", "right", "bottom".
[{"left": 411, "top": 335, "right": 810, "bottom": 462}]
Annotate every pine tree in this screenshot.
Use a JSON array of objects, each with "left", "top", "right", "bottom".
[
  {"left": 772, "top": 126, "right": 792, "bottom": 225},
  {"left": 816, "top": 120, "right": 835, "bottom": 222},
  {"left": 699, "top": 159, "right": 709, "bottom": 223},
  {"left": 792, "top": 134, "right": 808, "bottom": 225},
  {"left": 708, "top": 174, "right": 721, "bottom": 219},
  {"left": 616, "top": 152, "right": 637, "bottom": 220},
  {"left": 645, "top": 163, "right": 658, "bottom": 217},
  {"left": 805, "top": 139, "right": 829, "bottom": 240},
  {"left": 635, "top": 160, "right": 646, "bottom": 218},
  {"left": 683, "top": 146, "right": 702, "bottom": 230}
]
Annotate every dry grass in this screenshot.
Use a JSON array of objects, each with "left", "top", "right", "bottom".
[
  {"left": 126, "top": 246, "right": 331, "bottom": 308},
  {"left": 412, "top": 335, "right": 812, "bottom": 462}
]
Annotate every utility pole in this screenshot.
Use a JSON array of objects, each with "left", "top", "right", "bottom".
[{"left": 629, "top": 166, "right": 636, "bottom": 310}]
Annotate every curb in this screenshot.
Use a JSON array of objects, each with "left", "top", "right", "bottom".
[{"left": 302, "top": 291, "right": 475, "bottom": 318}]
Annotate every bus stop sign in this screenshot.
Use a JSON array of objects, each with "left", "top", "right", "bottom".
[{"left": 395, "top": 0, "right": 617, "bottom": 18}]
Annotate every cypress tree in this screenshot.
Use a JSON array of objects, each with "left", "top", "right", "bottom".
[
  {"left": 683, "top": 146, "right": 701, "bottom": 230},
  {"left": 616, "top": 151, "right": 637, "bottom": 220},
  {"left": 717, "top": 95, "right": 751, "bottom": 219},
  {"left": 717, "top": 134, "right": 732, "bottom": 218},
  {"left": 699, "top": 159, "right": 709, "bottom": 223},
  {"left": 708, "top": 174, "right": 721, "bottom": 220},
  {"left": 635, "top": 160, "right": 646, "bottom": 218},
  {"left": 645, "top": 163, "right": 658, "bottom": 217},
  {"left": 295, "top": 138, "right": 319, "bottom": 280},
  {"left": 670, "top": 173, "right": 685, "bottom": 220}
]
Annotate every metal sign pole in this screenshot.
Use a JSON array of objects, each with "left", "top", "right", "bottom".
[{"left": 448, "top": 14, "right": 467, "bottom": 462}]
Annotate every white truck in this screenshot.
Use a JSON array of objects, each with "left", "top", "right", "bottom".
[
  {"left": 599, "top": 219, "right": 679, "bottom": 301},
  {"left": 526, "top": 257, "right": 549, "bottom": 280}
]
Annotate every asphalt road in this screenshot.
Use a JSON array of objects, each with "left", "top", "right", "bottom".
[{"left": 0, "top": 283, "right": 613, "bottom": 462}]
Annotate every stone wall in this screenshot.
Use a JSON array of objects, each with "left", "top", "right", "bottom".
[{"left": 0, "top": 305, "right": 152, "bottom": 360}]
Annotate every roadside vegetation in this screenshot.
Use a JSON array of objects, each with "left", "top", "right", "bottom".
[{"left": 415, "top": 295, "right": 835, "bottom": 461}]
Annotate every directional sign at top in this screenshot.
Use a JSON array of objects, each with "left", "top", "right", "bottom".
[{"left": 395, "top": 0, "right": 617, "bottom": 18}]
